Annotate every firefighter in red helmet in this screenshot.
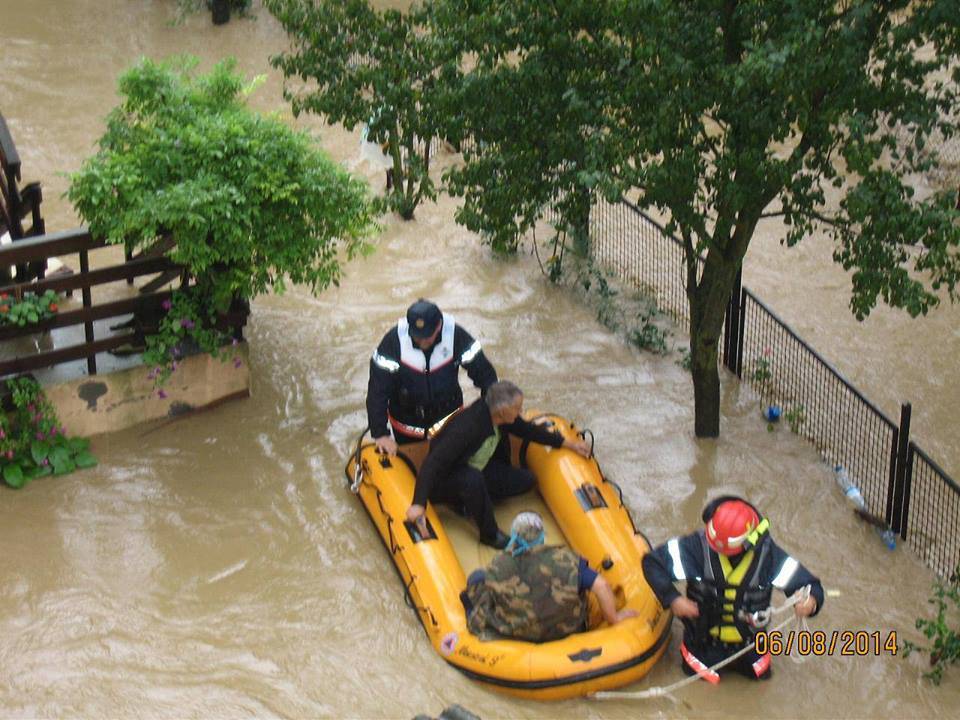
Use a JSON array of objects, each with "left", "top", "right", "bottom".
[{"left": 642, "top": 497, "right": 824, "bottom": 681}]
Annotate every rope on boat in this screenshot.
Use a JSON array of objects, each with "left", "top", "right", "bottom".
[{"left": 593, "top": 585, "right": 813, "bottom": 702}]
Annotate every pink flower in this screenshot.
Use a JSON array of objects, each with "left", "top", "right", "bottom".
[
  {"left": 157, "top": 389, "right": 167, "bottom": 399},
  {"left": 233, "top": 358, "right": 242, "bottom": 369},
  {"left": 231, "top": 338, "right": 239, "bottom": 346},
  {"left": 35, "top": 431, "right": 44, "bottom": 440},
  {"left": 0, "top": 429, "right": 5, "bottom": 439},
  {"left": 162, "top": 299, "right": 172, "bottom": 311},
  {"left": 40, "top": 458, "right": 49, "bottom": 467},
  {"left": 180, "top": 318, "right": 195, "bottom": 330},
  {"left": 5, "top": 450, "right": 13, "bottom": 460},
  {"left": 49, "top": 427, "right": 58, "bottom": 438}
]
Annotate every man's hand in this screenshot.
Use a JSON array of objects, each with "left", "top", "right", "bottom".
[
  {"left": 670, "top": 596, "right": 700, "bottom": 618},
  {"left": 614, "top": 608, "right": 639, "bottom": 623},
  {"left": 375, "top": 435, "right": 398, "bottom": 456},
  {"left": 793, "top": 593, "right": 817, "bottom": 618},
  {"left": 564, "top": 437, "right": 591, "bottom": 458},
  {"left": 406, "top": 504, "right": 428, "bottom": 536}
]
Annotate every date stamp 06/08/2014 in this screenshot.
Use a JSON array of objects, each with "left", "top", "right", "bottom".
[{"left": 754, "top": 630, "right": 899, "bottom": 657}]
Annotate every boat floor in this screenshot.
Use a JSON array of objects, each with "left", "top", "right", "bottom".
[{"left": 436, "top": 491, "right": 569, "bottom": 577}]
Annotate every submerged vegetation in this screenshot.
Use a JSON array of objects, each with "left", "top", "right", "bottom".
[{"left": 904, "top": 566, "right": 960, "bottom": 685}]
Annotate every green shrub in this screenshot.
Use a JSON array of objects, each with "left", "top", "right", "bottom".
[
  {"left": 1, "top": 378, "right": 96, "bottom": 488},
  {"left": 903, "top": 566, "right": 960, "bottom": 685}
]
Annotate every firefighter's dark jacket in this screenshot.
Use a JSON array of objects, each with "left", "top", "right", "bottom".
[
  {"left": 366, "top": 319, "right": 497, "bottom": 439},
  {"left": 412, "top": 398, "right": 564, "bottom": 508},
  {"left": 642, "top": 530, "right": 825, "bottom": 643}
]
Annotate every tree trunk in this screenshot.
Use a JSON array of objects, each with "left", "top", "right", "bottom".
[
  {"left": 690, "top": 328, "right": 722, "bottom": 437},
  {"left": 211, "top": 0, "right": 230, "bottom": 25},
  {"left": 688, "top": 255, "right": 740, "bottom": 438},
  {"left": 570, "top": 185, "right": 591, "bottom": 257}
]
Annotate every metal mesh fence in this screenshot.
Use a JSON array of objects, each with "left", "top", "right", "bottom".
[
  {"left": 582, "top": 198, "right": 958, "bottom": 576},
  {"left": 905, "top": 446, "right": 960, "bottom": 578},
  {"left": 739, "top": 289, "right": 899, "bottom": 517}
]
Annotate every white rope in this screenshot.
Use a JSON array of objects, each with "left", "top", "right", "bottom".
[{"left": 593, "top": 585, "right": 813, "bottom": 702}]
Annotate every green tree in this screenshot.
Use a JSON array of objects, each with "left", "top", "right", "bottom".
[
  {"left": 437, "top": 0, "right": 960, "bottom": 437},
  {"left": 266, "top": 0, "right": 457, "bottom": 220},
  {"left": 68, "top": 57, "right": 376, "bottom": 372}
]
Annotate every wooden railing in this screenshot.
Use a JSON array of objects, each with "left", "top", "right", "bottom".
[
  {"left": 0, "top": 228, "right": 247, "bottom": 378},
  {"left": 1, "top": 111, "right": 46, "bottom": 282}
]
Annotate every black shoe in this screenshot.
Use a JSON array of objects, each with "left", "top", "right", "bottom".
[{"left": 481, "top": 530, "right": 510, "bottom": 550}]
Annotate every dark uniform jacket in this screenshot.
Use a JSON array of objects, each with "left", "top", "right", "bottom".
[
  {"left": 642, "top": 530, "right": 824, "bottom": 648},
  {"left": 366, "top": 313, "right": 497, "bottom": 440},
  {"left": 412, "top": 398, "right": 564, "bottom": 507}
]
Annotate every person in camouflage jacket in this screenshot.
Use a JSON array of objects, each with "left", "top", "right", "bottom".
[{"left": 462, "top": 512, "right": 637, "bottom": 642}]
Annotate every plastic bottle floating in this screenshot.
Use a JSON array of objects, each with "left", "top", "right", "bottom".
[{"left": 834, "top": 465, "right": 896, "bottom": 550}]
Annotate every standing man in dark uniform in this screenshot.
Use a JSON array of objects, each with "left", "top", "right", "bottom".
[
  {"left": 366, "top": 299, "right": 498, "bottom": 455},
  {"left": 642, "top": 497, "right": 824, "bottom": 682}
]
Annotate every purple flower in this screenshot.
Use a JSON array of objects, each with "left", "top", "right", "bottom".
[
  {"left": 27, "top": 404, "right": 35, "bottom": 413},
  {"left": 40, "top": 458, "right": 49, "bottom": 466},
  {"left": 180, "top": 318, "right": 195, "bottom": 330},
  {"left": 60, "top": 426, "right": 66, "bottom": 435},
  {"left": 233, "top": 358, "right": 242, "bottom": 369},
  {"left": 147, "top": 370, "right": 157, "bottom": 380},
  {"left": 162, "top": 299, "right": 172, "bottom": 311},
  {"left": 49, "top": 427, "right": 58, "bottom": 438},
  {"left": 36, "top": 431, "right": 44, "bottom": 440},
  {"left": 157, "top": 389, "right": 167, "bottom": 399},
  {"left": 171, "top": 361, "right": 179, "bottom": 371},
  {"left": 231, "top": 338, "right": 239, "bottom": 346}
]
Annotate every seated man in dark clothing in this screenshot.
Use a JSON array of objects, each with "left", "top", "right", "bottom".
[
  {"left": 406, "top": 380, "right": 590, "bottom": 548},
  {"left": 461, "top": 511, "right": 637, "bottom": 642}
]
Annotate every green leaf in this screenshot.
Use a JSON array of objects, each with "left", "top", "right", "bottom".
[
  {"left": 3, "top": 463, "right": 26, "bottom": 488},
  {"left": 50, "top": 446, "right": 71, "bottom": 468},
  {"left": 52, "top": 458, "right": 76, "bottom": 476},
  {"left": 74, "top": 451, "right": 98, "bottom": 469},
  {"left": 68, "top": 437, "right": 91, "bottom": 453},
  {"left": 31, "top": 440, "right": 50, "bottom": 464}
]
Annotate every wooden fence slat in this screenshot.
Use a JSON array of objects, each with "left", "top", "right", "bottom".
[
  {"left": 0, "top": 291, "right": 173, "bottom": 342},
  {"left": 0, "top": 333, "right": 137, "bottom": 376},
  {"left": 0, "top": 227, "right": 102, "bottom": 265},
  {"left": 0, "top": 256, "right": 181, "bottom": 297}
]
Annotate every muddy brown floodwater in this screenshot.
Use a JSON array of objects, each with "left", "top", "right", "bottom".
[{"left": 1, "top": 2, "right": 958, "bottom": 718}]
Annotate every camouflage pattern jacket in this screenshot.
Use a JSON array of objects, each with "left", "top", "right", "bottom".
[{"left": 465, "top": 545, "right": 586, "bottom": 642}]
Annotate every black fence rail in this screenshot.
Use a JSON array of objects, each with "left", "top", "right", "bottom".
[{"left": 578, "top": 197, "right": 959, "bottom": 577}]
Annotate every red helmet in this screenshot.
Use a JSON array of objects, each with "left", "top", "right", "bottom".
[{"left": 705, "top": 500, "right": 760, "bottom": 556}]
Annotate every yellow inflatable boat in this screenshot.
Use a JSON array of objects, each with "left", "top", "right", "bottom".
[{"left": 344, "top": 413, "right": 670, "bottom": 700}]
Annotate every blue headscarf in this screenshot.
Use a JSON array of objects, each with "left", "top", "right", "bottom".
[{"left": 504, "top": 511, "right": 546, "bottom": 557}]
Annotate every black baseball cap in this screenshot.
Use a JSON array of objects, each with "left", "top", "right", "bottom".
[{"left": 406, "top": 299, "right": 442, "bottom": 339}]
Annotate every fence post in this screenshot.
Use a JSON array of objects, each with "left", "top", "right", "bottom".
[
  {"left": 79, "top": 249, "right": 96, "bottom": 375},
  {"left": 723, "top": 269, "right": 743, "bottom": 375},
  {"left": 890, "top": 402, "right": 912, "bottom": 536}
]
